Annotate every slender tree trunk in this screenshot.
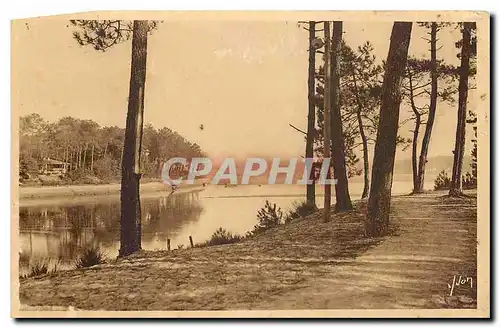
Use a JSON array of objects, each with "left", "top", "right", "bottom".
[
  {"left": 330, "top": 21, "right": 353, "bottom": 211},
  {"left": 119, "top": 20, "right": 149, "bottom": 257},
  {"left": 103, "top": 142, "right": 108, "bottom": 158},
  {"left": 90, "top": 143, "right": 95, "bottom": 171},
  {"left": 357, "top": 111, "right": 370, "bottom": 199},
  {"left": 411, "top": 114, "right": 422, "bottom": 192},
  {"left": 77, "top": 146, "right": 81, "bottom": 169},
  {"left": 65, "top": 147, "right": 69, "bottom": 172},
  {"left": 306, "top": 21, "right": 317, "bottom": 206},
  {"left": 450, "top": 22, "right": 473, "bottom": 196},
  {"left": 351, "top": 70, "right": 370, "bottom": 199},
  {"left": 83, "top": 143, "right": 88, "bottom": 171},
  {"left": 416, "top": 22, "right": 438, "bottom": 192},
  {"left": 322, "top": 22, "right": 332, "bottom": 223},
  {"left": 407, "top": 68, "right": 423, "bottom": 193},
  {"left": 80, "top": 146, "right": 83, "bottom": 169},
  {"left": 366, "top": 22, "right": 412, "bottom": 237}
]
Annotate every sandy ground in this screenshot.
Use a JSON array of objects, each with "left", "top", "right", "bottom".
[{"left": 17, "top": 191, "right": 478, "bottom": 311}]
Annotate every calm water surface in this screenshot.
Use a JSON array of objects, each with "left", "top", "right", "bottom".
[{"left": 19, "top": 177, "right": 430, "bottom": 274}]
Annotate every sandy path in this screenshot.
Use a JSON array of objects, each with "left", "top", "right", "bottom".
[{"left": 259, "top": 193, "right": 478, "bottom": 310}]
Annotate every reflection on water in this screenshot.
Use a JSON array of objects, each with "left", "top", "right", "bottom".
[
  {"left": 19, "top": 191, "right": 203, "bottom": 273},
  {"left": 19, "top": 180, "right": 419, "bottom": 274}
]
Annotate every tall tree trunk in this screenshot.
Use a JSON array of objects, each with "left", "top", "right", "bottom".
[
  {"left": 366, "top": 22, "right": 412, "bottom": 237},
  {"left": 77, "top": 146, "right": 81, "bottom": 169},
  {"left": 80, "top": 146, "right": 83, "bottom": 169},
  {"left": 330, "top": 21, "right": 353, "bottom": 211},
  {"left": 411, "top": 114, "right": 422, "bottom": 192},
  {"left": 416, "top": 22, "right": 438, "bottom": 192},
  {"left": 120, "top": 141, "right": 124, "bottom": 162},
  {"left": 356, "top": 110, "right": 370, "bottom": 199},
  {"left": 407, "top": 68, "right": 423, "bottom": 193},
  {"left": 90, "top": 143, "right": 95, "bottom": 171},
  {"left": 82, "top": 143, "right": 88, "bottom": 171},
  {"left": 450, "top": 22, "right": 473, "bottom": 196},
  {"left": 306, "top": 21, "right": 317, "bottom": 206},
  {"left": 351, "top": 69, "right": 370, "bottom": 199},
  {"left": 64, "top": 145, "right": 68, "bottom": 164},
  {"left": 65, "top": 146, "right": 70, "bottom": 172},
  {"left": 119, "top": 20, "right": 149, "bottom": 257},
  {"left": 322, "top": 22, "right": 332, "bottom": 223}
]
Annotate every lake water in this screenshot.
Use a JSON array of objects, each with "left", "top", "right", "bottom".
[{"left": 18, "top": 176, "right": 433, "bottom": 274}]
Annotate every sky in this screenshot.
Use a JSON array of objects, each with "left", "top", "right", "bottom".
[{"left": 12, "top": 18, "right": 476, "bottom": 162}]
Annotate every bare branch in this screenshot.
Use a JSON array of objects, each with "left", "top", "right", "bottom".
[
  {"left": 414, "top": 90, "right": 429, "bottom": 98},
  {"left": 289, "top": 124, "right": 307, "bottom": 135}
]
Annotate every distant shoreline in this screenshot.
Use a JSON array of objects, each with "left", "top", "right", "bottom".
[{"left": 18, "top": 181, "right": 202, "bottom": 202}]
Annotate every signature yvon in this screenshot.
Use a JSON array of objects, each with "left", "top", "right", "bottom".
[{"left": 448, "top": 275, "right": 474, "bottom": 296}]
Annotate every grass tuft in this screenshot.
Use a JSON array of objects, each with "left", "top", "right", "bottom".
[
  {"left": 74, "top": 246, "right": 107, "bottom": 269},
  {"left": 20, "top": 257, "right": 62, "bottom": 279}
]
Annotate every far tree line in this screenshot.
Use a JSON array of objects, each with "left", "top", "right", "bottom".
[{"left": 19, "top": 113, "right": 205, "bottom": 183}]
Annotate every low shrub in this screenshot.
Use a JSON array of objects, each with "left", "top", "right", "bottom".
[
  {"left": 285, "top": 200, "right": 317, "bottom": 223},
  {"left": 434, "top": 170, "right": 451, "bottom": 191},
  {"left": 74, "top": 246, "right": 106, "bottom": 268},
  {"left": 435, "top": 170, "right": 477, "bottom": 191},
  {"left": 462, "top": 172, "right": 477, "bottom": 190},
  {"left": 198, "top": 228, "right": 242, "bottom": 247},
  {"left": 39, "top": 175, "right": 64, "bottom": 186},
  {"left": 248, "top": 200, "right": 284, "bottom": 236},
  {"left": 93, "top": 155, "right": 120, "bottom": 181},
  {"left": 66, "top": 169, "right": 86, "bottom": 183},
  {"left": 82, "top": 175, "right": 102, "bottom": 185}
]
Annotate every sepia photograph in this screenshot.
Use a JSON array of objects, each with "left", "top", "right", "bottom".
[{"left": 10, "top": 11, "right": 490, "bottom": 318}]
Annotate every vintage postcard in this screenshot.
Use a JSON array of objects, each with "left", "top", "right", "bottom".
[{"left": 11, "top": 11, "right": 490, "bottom": 318}]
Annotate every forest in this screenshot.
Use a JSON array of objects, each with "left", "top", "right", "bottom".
[
  {"left": 19, "top": 113, "right": 205, "bottom": 184},
  {"left": 293, "top": 21, "right": 478, "bottom": 237},
  {"left": 300, "top": 21, "right": 477, "bottom": 204}
]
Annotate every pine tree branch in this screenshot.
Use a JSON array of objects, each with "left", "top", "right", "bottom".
[{"left": 289, "top": 124, "right": 307, "bottom": 135}]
